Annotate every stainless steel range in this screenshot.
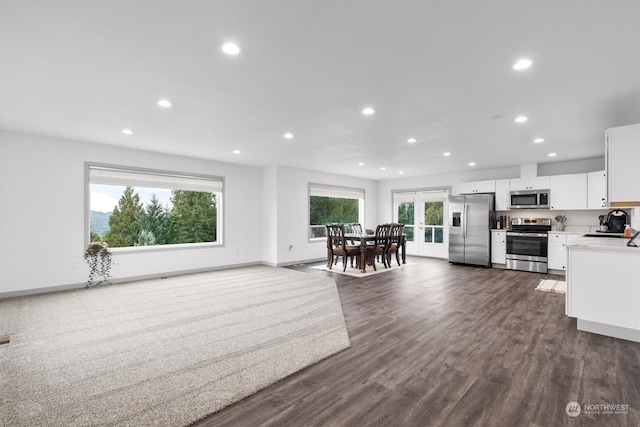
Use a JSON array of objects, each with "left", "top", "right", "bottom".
[{"left": 506, "top": 218, "right": 552, "bottom": 273}]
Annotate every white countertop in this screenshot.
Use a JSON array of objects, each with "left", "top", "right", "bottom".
[{"left": 565, "top": 235, "right": 640, "bottom": 253}]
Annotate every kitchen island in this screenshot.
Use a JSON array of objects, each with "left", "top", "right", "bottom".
[{"left": 565, "top": 235, "right": 640, "bottom": 342}]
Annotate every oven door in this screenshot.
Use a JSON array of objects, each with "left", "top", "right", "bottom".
[{"left": 506, "top": 232, "right": 548, "bottom": 261}]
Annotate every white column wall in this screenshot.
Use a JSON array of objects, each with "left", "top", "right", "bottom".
[{"left": 274, "top": 166, "right": 378, "bottom": 266}]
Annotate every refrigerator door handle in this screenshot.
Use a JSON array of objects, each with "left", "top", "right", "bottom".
[{"left": 464, "top": 204, "right": 468, "bottom": 238}]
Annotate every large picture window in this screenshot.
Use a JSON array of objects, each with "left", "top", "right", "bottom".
[
  {"left": 309, "top": 185, "right": 364, "bottom": 239},
  {"left": 88, "top": 165, "right": 223, "bottom": 248}
]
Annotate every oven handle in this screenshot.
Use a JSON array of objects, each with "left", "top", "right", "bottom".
[{"left": 506, "top": 232, "right": 548, "bottom": 238}]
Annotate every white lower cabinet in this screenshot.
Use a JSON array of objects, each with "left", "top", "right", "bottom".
[
  {"left": 491, "top": 230, "right": 506, "bottom": 264},
  {"left": 548, "top": 233, "right": 582, "bottom": 271}
]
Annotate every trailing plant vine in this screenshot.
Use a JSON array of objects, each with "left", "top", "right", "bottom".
[{"left": 84, "top": 242, "right": 112, "bottom": 287}]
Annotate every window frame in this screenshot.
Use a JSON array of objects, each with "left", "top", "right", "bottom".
[
  {"left": 85, "top": 162, "right": 225, "bottom": 253},
  {"left": 308, "top": 183, "right": 365, "bottom": 242}
]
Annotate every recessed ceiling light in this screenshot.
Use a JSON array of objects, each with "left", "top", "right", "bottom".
[
  {"left": 362, "top": 107, "right": 375, "bottom": 115},
  {"left": 221, "top": 42, "right": 241, "bottom": 55},
  {"left": 232, "top": 149, "right": 240, "bottom": 154},
  {"left": 398, "top": 171, "right": 404, "bottom": 175},
  {"left": 513, "top": 58, "right": 533, "bottom": 70},
  {"left": 548, "top": 152, "right": 557, "bottom": 157},
  {"left": 358, "top": 162, "right": 365, "bottom": 166},
  {"left": 157, "top": 99, "right": 173, "bottom": 108},
  {"left": 515, "top": 116, "right": 528, "bottom": 123},
  {"left": 380, "top": 167, "right": 386, "bottom": 170},
  {"left": 534, "top": 138, "right": 544, "bottom": 143},
  {"left": 468, "top": 162, "right": 476, "bottom": 166},
  {"left": 443, "top": 152, "right": 451, "bottom": 157},
  {"left": 407, "top": 137, "right": 417, "bottom": 143},
  {"left": 284, "top": 132, "right": 294, "bottom": 139},
  {"left": 121, "top": 128, "right": 133, "bottom": 135}
]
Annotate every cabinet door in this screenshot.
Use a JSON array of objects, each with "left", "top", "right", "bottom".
[
  {"left": 530, "top": 176, "right": 550, "bottom": 190},
  {"left": 454, "top": 182, "right": 477, "bottom": 195},
  {"left": 510, "top": 176, "right": 550, "bottom": 191},
  {"left": 550, "top": 174, "right": 587, "bottom": 210},
  {"left": 491, "top": 231, "right": 506, "bottom": 264},
  {"left": 495, "top": 179, "right": 510, "bottom": 210},
  {"left": 509, "top": 179, "right": 529, "bottom": 191},
  {"left": 606, "top": 124, "right": 640, "bottom": 206},
  {"left": 547, "top": 233, "right": 567, "bottom": 270},
  {"left": 587, "top": 170, "right": 607, "bottom": 209},
  {"left": 475, "top": 180, "right": 496, "bottom": 193}
]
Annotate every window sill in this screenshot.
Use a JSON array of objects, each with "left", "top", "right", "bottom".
[{"left": 108, "top": 242, "right": 222, "bottom": 254}]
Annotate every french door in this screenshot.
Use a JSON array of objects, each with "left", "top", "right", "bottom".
[{"left": 394, "top": 190, "right": 449, "bottom": 258}]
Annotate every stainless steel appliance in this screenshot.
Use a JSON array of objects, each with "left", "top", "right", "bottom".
[
  {"left": 449, "top": 194, "right": 495, "bottom": 267},
  {"left": 506, "top": 218, "right": 552, "bottom": 273},
  {"left": 510, "top": 189, "right": 550, "bottom": 209}
]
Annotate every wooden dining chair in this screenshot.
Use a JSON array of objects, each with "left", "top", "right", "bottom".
[
  {"left": 364, "top": 223, "right": 390, "bottom": 270},
  {"left": 326, "top": 224, "right": 360, "bottom": 272},
  {"left": 350, "top": 223, "right": 363, "bottom": 234},
  {"left": 385, "top": 223, "right": 404, "bottom": 267}
]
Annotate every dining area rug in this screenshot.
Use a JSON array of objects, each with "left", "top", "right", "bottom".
[
  {"left": 311, "top": 261, "right": 411, "bottom": 277},
  {"left": 0, "top": 265, "right": 351, "bottom": 427}
]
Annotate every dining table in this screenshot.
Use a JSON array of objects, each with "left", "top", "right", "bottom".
[{"left": 328, "top": 233, "right": 407, "bottom": 273}]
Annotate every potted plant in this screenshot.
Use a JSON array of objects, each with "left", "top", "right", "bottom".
[{"left": 84, "top": 242, "right": 112, "bottom": 287}]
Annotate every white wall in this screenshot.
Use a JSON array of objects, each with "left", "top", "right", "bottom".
[
  {"left": 261, "top": 165, "right": 278, "bottom": 265},
  {"left": 0, "top": 130, "right": 263, "bottom": 295},
  {"left": 273, "top": 166, "right": 378, "bottom": 266}
]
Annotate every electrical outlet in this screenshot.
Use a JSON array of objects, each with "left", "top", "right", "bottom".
[{"left": 72, "top": 260, "right": 79, "bottom": 269}]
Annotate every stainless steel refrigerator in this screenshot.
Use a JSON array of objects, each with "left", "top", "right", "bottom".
[{"left": 448, "top": 194, "right": 495, "bottom": 267}]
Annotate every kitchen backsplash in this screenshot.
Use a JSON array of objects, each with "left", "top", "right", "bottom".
[{"left": 495, "top": 209, "right": 613, "bottom": 231}]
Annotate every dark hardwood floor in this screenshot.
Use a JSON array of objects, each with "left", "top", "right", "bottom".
[{"left": 193, "top": 257, "right": 640, "bottom": 427}]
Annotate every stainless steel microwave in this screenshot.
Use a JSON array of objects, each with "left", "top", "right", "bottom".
[{"left": 510, "top": 189, "right": 550, "bottom": 209}]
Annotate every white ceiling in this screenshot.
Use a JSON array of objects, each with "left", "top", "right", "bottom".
[{"left": 1, "top": 1, "right": 639, "bottom": 180}]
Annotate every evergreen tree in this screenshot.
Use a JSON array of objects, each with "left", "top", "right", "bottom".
[
  {"left": 90, "top": 231, "right": 102, "bottom": 243},
  {"left": 424, "top": 202, "right": 443, "bottom": 225},
  {"left": 104, "top": 186, "right": 144, "bottom": 247},
  {"left": 309, "top": 196, "right": 358, "bottom": 225},
  {"left": 139, "top": 194, "right": 171, "bottom": 245},
  {"left": 397, "top": 202, "right": 414, "bottom": 225},
  {"left": 136, "top": 229, "right": 157, "bottom": 246},
  {"left": 170, "top": 190, "right": 217, "bottom": 243}
]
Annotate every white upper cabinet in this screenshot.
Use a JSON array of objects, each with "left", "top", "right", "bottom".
[
  {"left": 587, "top": 170, "right": 607, "bottom": 210},
  {"left": 606, "top": 123, "right": 640, "bottom": 207},
  {"left": 510, "top": 176, "right": 550, "bottom": 191},
  {"left": 453, "top": 180, "right": 495, "bottom": 195},
  {"left": 495, "top": 179, "right": 511, "bottom": 210},
  {"left": 550, "top": 174, "right": 587, "bottom": 210}
]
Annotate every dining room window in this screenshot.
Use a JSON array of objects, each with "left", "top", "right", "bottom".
[
  {"left": 308, "top": 184, "right": 364, "bottom": 239},
  {"left": 87, "top": 164, "right": 223, "bottom": 248}
]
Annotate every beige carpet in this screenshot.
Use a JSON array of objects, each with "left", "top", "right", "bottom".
[
  {"left": 536, "top": 279, "right": 566, "bottom": 294},
  {"left": 311, "top": 260, "right": 411, "bottom": 277},
  {"left": 0, "top": 265, "right": 351, "bottom": 427}
]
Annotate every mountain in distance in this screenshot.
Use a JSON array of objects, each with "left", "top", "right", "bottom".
[{"left": 90, "top": 210, "right": 111, "bottom": 237}]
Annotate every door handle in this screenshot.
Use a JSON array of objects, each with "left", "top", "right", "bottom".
[{"left": 464, "top": 205, "right": 468, "bottom": 238}]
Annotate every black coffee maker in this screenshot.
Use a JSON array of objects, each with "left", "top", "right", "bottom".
[{"left": 604, "top": 209, "right": 628, "bottom": 233}]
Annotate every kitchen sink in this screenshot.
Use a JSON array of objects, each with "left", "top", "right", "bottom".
[{"left": 583, "top": 233, "right": 625, "bottom": 238}]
